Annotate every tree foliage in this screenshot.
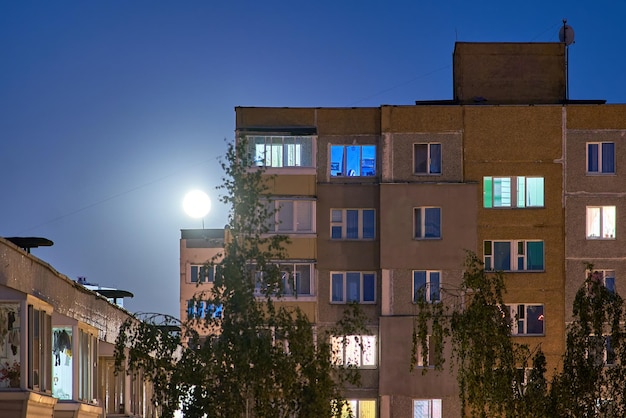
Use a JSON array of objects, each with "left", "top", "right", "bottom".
[
  {"left": 115, "top": 139, "right": 367, "bottom": 418},
  {"left": 414, "top": 253, "right": 626, "bottom": 417}
]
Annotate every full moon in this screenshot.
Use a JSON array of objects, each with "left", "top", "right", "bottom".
[{"left": 183, "top": 190, "right": 211, "bottom": 218}]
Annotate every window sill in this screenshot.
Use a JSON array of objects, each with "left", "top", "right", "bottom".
[
  {"left": 414, "top": 237, "right": 442, "bottom": 241},
  {"left": 486, "top": 270, "right": 545, "bottom": 273},
  {"left": 585, "top": 172, "right": 616, "bottom": 176},
  {"left": 586, "top": 237, "right": 616, "bottom": 240},
  {"left": 413, "top": 173, "right": 442, "bottom": 176}
]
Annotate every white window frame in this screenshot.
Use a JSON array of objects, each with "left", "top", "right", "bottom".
[
  {"left": 586, "top": 206, "right": 616, "bottom": 240},
  {"left": 330, "top": 208, "right": 376, "bottom": 240},
  {"left": 505, "top": 304, "right": 545, "bottom": 336},
  {"left": 415, "top": 335, "right": 436, "bottom": 368},
  {"left": 331, "top": 335, "right": 377, "bottom": 368},
  {"left": 587, "top": 142, "right": 615, "bottom": 174},
  {"left": 189, "top": 264, "right": 219, "bottom": 283},
  {"left": 330, "top": 271, "right": 376, "bottom": 304},
  {"left": 483, "top": 176, "right": 544, "bottom": 208},
  {"left": 412, "top": 270, "right": 441, "bottom": 303},
  {"left": 248, "top": 135, "right": 314, "bottom": 168},
  {"left": 330, "top": 144, "right": 377, "bottom": 177},
  {"left": 414, "top": 143, "right": 442, "bottom": 175},
  {"left": 588, "top": 335, "right": 615, "bottom": 367},
  {"left": 253, "top": 262, "right": 315, "bottom": 297},
  {"left": 413, "top": 399, "right": 442, "bottom": 418},
  {"left": 29, "top": 304, "right": 52, "bottom": 392},
  {"left": 342, "top": 399, "right": 377, "bottom": 417},
  {"left": 78, "top": 327, "right": 97, "bottom": 402},
  {"left": 483, "top": 240, "right": 545, "bottom": 272},
  {"left": 414, "top": 207, "right": 442, "bottom": 239},
  {"left": 265, "top": 199, "right": 315, "bottom": 234}
]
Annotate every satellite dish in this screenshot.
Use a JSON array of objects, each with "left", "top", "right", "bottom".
[{"left": 559, "top": 22, "right": 575, "bottom": 45}]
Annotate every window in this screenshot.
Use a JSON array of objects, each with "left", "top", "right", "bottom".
[
  {"left": 413, "top": 271, "right": 441, "bottom": 303},
  {"left": 414, "top": 335, "right": 438, "bottom": 368},
  {"left": 78, "top": 328, "right": 97, "bottom": 402},
  {"left": 414, "top": 143, "right": 442, "bottom": 175},
  {"left": 265, "top": 199, "right": 315, "bottom": 233},
  {"left": 331, "top": 209, "right": 375, "bottom": 239},
  {"left": 483, "top": 176, "right": 544, "bottom": 208},
  {"left": 484, "top": 240, "right": 544, "bottom": 271},
  {"left": 413, "top": 399, "right": 442, "bottom": 418},
  {"left": 514, "top": 368, "right": 532, "bottom": 396},
  {"left": 330, "top": 145, "right": 376, "bottom": 177},
  {"left": 587, "top": 142, "right": 615, "bottom": 174},
  {"left": 340, "top": 399, "right": 377, "bottom": 418},
  {"left": 248, "top": 135, "right": 314, "bottom": 167},
  {"left": 331, "top": 272, "right": 376, "bottom": 303},
  {"left": 187, "top": 300, "right": 223, "bottom": 319},
  {"left": 589, "top": 269, "right": 616, "bottom": 293},
  {"left": 29, "top": 305, "right": 51, "bottom": 392},
  {"left": 506, "top": 304, "right": 544, "bottom": 335},
  {"left": 414, "top": 207, "right": 441, "bottom": 239},
  {"left": 190, "top": 264, "right": 219, "bottom": 283},
  {"left": 588, "top": 336, "right": 615, "bottom": 366},
  {"left": 0, "top": 303, "right": 21, "bottom": 390},
  {"left": 586, "top": 206, "right": 616, "bottom": 239},
  {"left": 253, "top": 263, "right": 314, "bottom": 297},
  {"left": 331, "top": 335, "right": 376, "bottom": 367}
]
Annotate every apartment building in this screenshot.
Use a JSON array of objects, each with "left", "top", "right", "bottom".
[{"left": 176, "top": 41, "right": 626, "bottom": 417}]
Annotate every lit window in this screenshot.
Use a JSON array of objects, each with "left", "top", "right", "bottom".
[
  {"left": 587, "top": 142, "right": 615, "bottom": 174},
  {"left": 331, "top": 209, "right": 375, "bottom": 239},
  {"left": 340, "top": 399, "right": 377, "bottom": 418},
  {"left": 187, "top": 300, "right": 223, "bottom": 319},
  {"left": 483, "top": 176, "right": 544, "bottom": 208},
  {"left": 414, "top": 207, "right": 441, "bottom": 239},
  {"left": 29, "top": 306, "right": 51, "bottom": 392},
  {"left": 505, "top": 304, "right": 544, "bottom": 335},
  {"left": 330, "top": 145, "right": 376, "bottom": 177},
  {"left": 413, "top": 271, "right": 441, "bottom": 303},
  {"left": 413, "top": 399, "right": 442, "bottom": 418},
  {"left": 0, "top": 303, "right": 21, "bottom": 390},
  {"left": 331, "top": 272, "right": 375, "bottom": 303},
  {"left": 414, "top": 143, "right": 442, "bottom": 175},
  {"left": 415, "top": 335, "right": 438, "bottom": 368},
  {"left": 265, "top": 199, "right": 315, "bottom": 233},
  {"left": 586, "top": 206, "right": 616, "bottom": 239},
  {"left": 589, "top": 269, "right": 616, "bottom": 293},
  {"left": 248, "top": 135, "right": 314, "bottom": 168},
  {"left": 331, "top": 335, "right": 376, "bottom": 367},
  {"left": 78, "top": 328, "right": 97, "bottom": 402},
  {"left": 484, "top": 240, "right": 544, "bottom": 271}
]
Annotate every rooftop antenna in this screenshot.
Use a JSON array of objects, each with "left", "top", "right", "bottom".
[{"left": 559, "top": 19, "right": 575, "bottom": 101}]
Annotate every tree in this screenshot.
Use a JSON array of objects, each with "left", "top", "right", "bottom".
[
  {"left": 414, "top": 253, "right": 626, "bottom": 417},
  {"left": 115, "top": 138, "right": 367, "bottom": 418}
]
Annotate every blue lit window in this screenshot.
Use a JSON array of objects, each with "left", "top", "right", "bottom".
[{"left": 330, "top": 145, "right": 376, "bottom": 177}]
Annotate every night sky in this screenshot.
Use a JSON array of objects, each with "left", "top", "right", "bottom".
[{"left": 1, "top": 1, "right": 624, "bottom": 318}]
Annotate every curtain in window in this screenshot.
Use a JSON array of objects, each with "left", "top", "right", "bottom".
[
  {"left": 483, "top": 177, "right": 493, "bottom": 208},
  {"left": 346, "top": 210, "right": 359, "bottom": 238},
  {"left": 346, "top": 273, "right": 360, "bottom": 302},
  {"left": 296, "top": 201, "right": 312, "bottom": 232},
  {"left": 602, "top": 142, "right": 615, "bottom": 173},
  {"left": 429, "top": 144, "right": 441, "bottom": 174},
  {"left": 346, "top": 146, "right": 361, "bottom": 176},
  {"left": 588, "top": 143, "right": 599, "bottom": 172},
  {"left": 526, "top": 241, "right": 544, "bottom": 270},
  {"left": 602, "top": 206, "right": 616, "bottom": 238},
  {"left": 296, "top": 265, "right": 310, "bottom": 295},
  {"left": 331, "top": 274, "right": 344, "bottom": 302},
  {"left": 587, "top": 207, "right": 601, "bottom": 237},
  {"left": 330, "top": 146, "right": 345, "bottom": 176},
  {"left": 277, "top": 201, "right": 294, "bottom": 232}
]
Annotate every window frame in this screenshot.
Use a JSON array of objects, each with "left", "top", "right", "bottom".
[
  {"left": 413, "top": 143, "right": 442, "bottom": 175},
  {"left": 483, "top": 240, "right": 545, "bottom": 272},
  {"left": 341, "top": 399, "right": 377, "bottom": 417},
  {"left": 588, "top": 269, "right": 616, "bottom": 293},
  {"left": 331, "top": 335, "right": 377, "bottom": 368},
  {"left": 247, "top": 135, "right": 314, "bottom": 168},
  {"left": 587, "top": 142, "right": 615, "bottom": 174},
  {"left": 412, "top": 270, "right": 441, "bottom": 303},
  {"left": 330, "top": 271, "right": 376, "bottom": 304},
  {"left": 414, "top": 335, "right": 437, "bottom": 368},
  {"left": 253, "top": 262, "right": 315, "bottom": 298},
  {"left": 483, "top": 176, "right": 545, "bottom": 208},
  {"left": 586, "top": 206, "right": 616, "bottom": 240},
  {"left": 330, "top": 208, "right": 376, "bottom": 240},
  {"left": 505, "top": 304, "right": 545, "bottom": 336},
  {"left": 588, "top": 335, "right": 616, "bottom": 367},
  {"left": 414, "top": 207, "right": 442, "bottom": 239},
  {"left": 265, "top": 199, "right": 316, "bottom": 234},
  {"left": 330, "top": 144, "right": 377, "bottom": 177},
  {"left": 413, "top": 399, "right": 442, "bottom": 418},
  {"left": 189, "top": 264, "right": 219, "bottom": 283}
]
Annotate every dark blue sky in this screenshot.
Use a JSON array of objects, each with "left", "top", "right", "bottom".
[{"left": 1, "top": 1, "right": 624, "bottom": 317}]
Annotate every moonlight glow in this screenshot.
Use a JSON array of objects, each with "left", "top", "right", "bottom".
[{"left": 183, "top": 190, "right": 211, "bottom": 218}]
